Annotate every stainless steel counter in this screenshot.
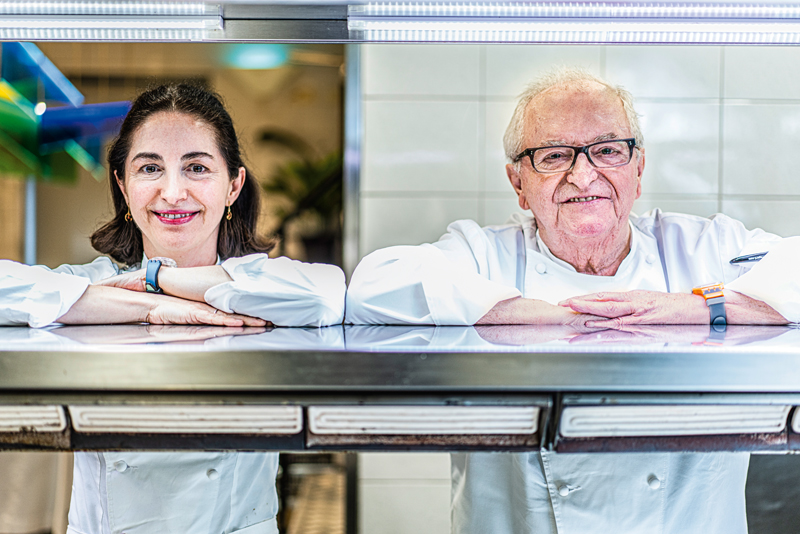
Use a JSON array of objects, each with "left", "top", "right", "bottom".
[{"left": 1, "top": 324, "right": 799, "bottom": 452}]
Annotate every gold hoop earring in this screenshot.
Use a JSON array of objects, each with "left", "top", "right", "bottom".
[
  {"left": 125, "top": 209, "right": 133, "bottom": 222},
  {"left": 226, "top": 205, "right": 232, "bottom": 221}
]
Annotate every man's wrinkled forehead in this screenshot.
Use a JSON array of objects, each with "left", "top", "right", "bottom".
[{"left": 522, "top": 82, "right": 631, "bottom": 146}]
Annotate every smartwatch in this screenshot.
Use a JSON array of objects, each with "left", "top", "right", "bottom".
[
  {"left": 692, "top": 282, "right": 727, "bottom": 327},
  {"left": 145, "top": 259, "right": 164, "bottom": 293},
  {"left": 144, "top": 257, "right": 176, "bottom": 294}
]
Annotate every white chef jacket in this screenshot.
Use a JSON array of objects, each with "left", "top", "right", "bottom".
[
  {"left": 0, "top": 253, "right": 346, "bottom": 328},
  {"left": 0, "top": 253, "right": 346, "bottom": 534},
  {"left": 346, "top": 209, "right": 800, "bottom": 534}
]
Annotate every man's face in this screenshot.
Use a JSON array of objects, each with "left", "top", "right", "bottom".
[{"left": 507, "top": 83, "right": 645, "bottom": 246}]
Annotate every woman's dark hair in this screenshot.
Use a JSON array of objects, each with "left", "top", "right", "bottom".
[{"left": 91, "top": 83, "right": 275, "bottom": 265}]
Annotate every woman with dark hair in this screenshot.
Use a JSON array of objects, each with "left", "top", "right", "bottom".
[{"left": 0, "top": 83, "right": 345, "bottom": 534}]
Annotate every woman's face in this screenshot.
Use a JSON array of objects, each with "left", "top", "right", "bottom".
[{"left": 117, "top": 111, "right": 244, "bottom": 267}]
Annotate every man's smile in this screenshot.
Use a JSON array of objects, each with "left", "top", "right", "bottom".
[{"left": 565, "top": 196, "right": 603, "bottom": 203}]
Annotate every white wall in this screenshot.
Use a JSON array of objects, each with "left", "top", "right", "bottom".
[{"left": 357, "top": 43, "right": 800, "bottom": 534}]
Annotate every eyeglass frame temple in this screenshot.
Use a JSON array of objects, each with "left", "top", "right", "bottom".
[{"left": 513, "top": 138, "right": 637, "bottom": 173}]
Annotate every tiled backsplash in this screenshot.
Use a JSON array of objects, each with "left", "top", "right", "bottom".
[{"left": 359, "top": 44, "right": 800, "bottom": 258}]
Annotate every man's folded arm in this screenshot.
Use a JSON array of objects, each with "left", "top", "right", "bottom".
[{"left": 346, "top": 244, "right": 520, "bottom": 325}]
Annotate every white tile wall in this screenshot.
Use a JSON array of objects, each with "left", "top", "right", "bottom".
[
  {"left": 633, "top": 197, "right": 719, "bottom": 219},
  {"left": 605, "top": 46, "right": 720, "bottom": 99},
  {"left": 359, "top": 453, "right": 451, "bottom": 534},
  {"left": 360, "top": 453, "right": 451, "bottom": 480},
  {"left": 722, "top": 200, "right": 800, "bottom": 237},
  {"left": 637, "top": 102, "right": 720, "bottom": 195},
  {"left": 725, "top": 47, "right": 800, "bottom": 100},
  {"left": 363, "top": 45, "right": 480, "bottom": 97},
  {"left": 723, "top": 103, "right": 800, "bottom": 196},
  {"left": 484, "top": 45, "right": 602, "bottom": 97},
  {"left": 359, "top": 481, "right": 451, "bottom": 534},
  {"left": 363, "top": 101, "right": 480, "bottom": 192},
  {"left": 360, "top": 196, "right": 479, "bottom": 257},
  {"left": 483, "top": 100, "right": 518, "bottom": 193}
]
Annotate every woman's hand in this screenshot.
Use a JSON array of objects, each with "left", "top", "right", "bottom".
[
  {"left": 558, "top": 290, "right": 709, "bottom": 327},
  {"left": 146, "top": 294, "right": 269, "bottom": 327},
  {"left": 93, "top": 269, "right": 147, "bottom": 292},
  {"left": 58, "top": 285, "right": 269, "bottom": 326}
]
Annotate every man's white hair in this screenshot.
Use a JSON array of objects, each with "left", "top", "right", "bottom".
[{"left": 502, "top": 67, "right": 644, "bottom": 168}]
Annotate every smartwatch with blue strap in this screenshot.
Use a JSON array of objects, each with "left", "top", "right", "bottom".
[
  {"left": 145, "top": 257, "right": 176, "bottom": 294},
  {"left": 145, "top": 259, "right": 164, "bottom": 293}
]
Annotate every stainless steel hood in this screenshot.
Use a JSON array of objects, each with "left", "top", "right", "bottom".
[{"left": 5, "top": 1, "right": 800, "bottom": 44}]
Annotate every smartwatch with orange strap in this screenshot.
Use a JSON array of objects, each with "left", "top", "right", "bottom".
[{"left": 692, "top": 282, "right": 727, "bottom": 327}]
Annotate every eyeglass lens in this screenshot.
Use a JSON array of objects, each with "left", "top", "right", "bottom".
[{"left": 533, "top": 140, "right": 631, "bottom": 172}]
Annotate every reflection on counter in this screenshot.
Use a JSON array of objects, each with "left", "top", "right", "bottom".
[
  {"left": 342, "top": 324, "right": 800, "bottom": 352},
  {"left": 2, "top": 323, "right": 796, "bottom": 352}
]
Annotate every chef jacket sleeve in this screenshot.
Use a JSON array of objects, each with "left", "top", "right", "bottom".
[
  {"left": 204, "top": 255, "right": 346, "bottom": 327},
  {"left": 0, "top": 257, "right": 119, "bottom": 327},
  {"left": 346, "top": 220, "right": 522, "bottom": 325},
  {"left": 726, "top": 235, "right": 800, "bottom": 324}
]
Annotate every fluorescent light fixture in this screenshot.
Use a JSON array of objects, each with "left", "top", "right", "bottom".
[
  {"left": 349, "top": 1, "right": 800, "bottom": 43},
  {"left": 350, "top": 20, "right": 800, "bottom": 44},
  {"left": 69, "top": 405, "right": 303, "bottom": 434},
  {"left": 560, "top": 405, "right": 791, "bottom": 438},
  {"left": 309, "top": 406, "right": 540, "bottom": 435},
  {"left": 0, "top": 15, "right": 218, "bottom": 29},
  {"left": 350, "top": 2, "right": 800, "bottom": 19},
  {"left": 0, "top": 405, "right": 67, "bottom": 432},
  {"left": 0, "top": 1, "right": 220, "bottom": 41},
  {"left": 0, "top": 1, "right": 217, "bottom": 16}
]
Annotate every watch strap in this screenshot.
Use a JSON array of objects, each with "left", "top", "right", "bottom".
[
  {"left": 145, "top": 259, "right": 163, "bottom": 293},
  {"left": 706, "top": 295, "right": 727, "bottom": 326}
]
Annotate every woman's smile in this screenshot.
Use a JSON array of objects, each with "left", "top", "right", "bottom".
[{"left": 152, "top": 210, "right": 200, "bottom": 225}]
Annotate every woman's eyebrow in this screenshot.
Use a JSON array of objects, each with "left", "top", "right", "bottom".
[
  {"left": 182, "top": 151, "right": 214, "bottom": 161},
  {"left": 131, "top": 152, "right": 162, "bottom": 162}
]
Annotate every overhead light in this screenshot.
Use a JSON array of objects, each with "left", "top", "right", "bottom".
[
  {"left": 0, "top": 1, "right": 221, "bottom": 41},
  {"left": 349, "top": 1, "right": 800, "bottom": 44},
  {"left": 350, "top": 2, "right": 800, "bottom": 19}
]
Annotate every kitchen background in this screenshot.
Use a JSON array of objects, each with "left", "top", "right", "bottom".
[{"left": 1, "top": 42, "right": 799, "bottom": 534}]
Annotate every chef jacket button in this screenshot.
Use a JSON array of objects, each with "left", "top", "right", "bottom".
[
  {"left": 207, "top": 469, "right": 220, "bottom": 480},
  {"left": 536, "top": 263, "right": 547, "bottom": 274},
  {"left": 645, "top": 254, "right": 656, "bottom": 264},
  {"left": 557, "top": 485, "right": 570, "bottom": 497},
  {"left": 647, "top": 475, "right": 661, "bottom": 489},
  {"left": 113, "top": 461, "right": 128, "bottom": 473}
]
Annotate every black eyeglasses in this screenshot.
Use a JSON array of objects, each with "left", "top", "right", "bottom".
[{"left": 514, "top": 138, "right": 637, "bottom": 174}]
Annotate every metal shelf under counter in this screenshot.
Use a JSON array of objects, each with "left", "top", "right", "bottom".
[{"left": 1, "top": 324, "right": 799, "bottom": 453}]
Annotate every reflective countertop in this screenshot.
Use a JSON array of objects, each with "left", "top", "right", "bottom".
[{"left": 1, "top": 324, "right": 800, "bottom": 394}]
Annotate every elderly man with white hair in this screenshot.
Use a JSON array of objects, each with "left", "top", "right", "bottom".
[{"left": 346, "top": 68, "right": 800, "bottom": 533}]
